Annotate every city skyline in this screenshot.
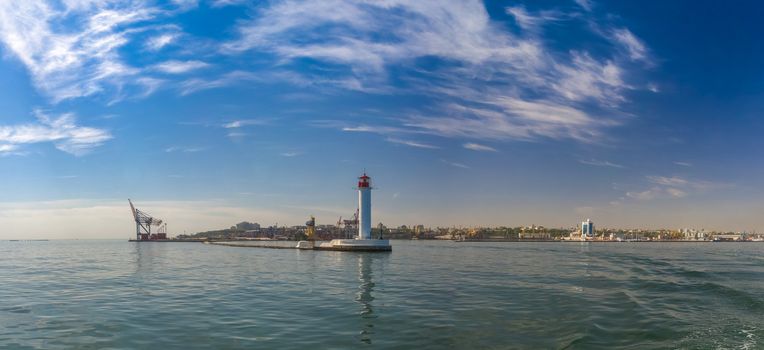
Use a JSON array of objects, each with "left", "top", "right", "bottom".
[{"left": 1, "top": 0, "right": 764, "bottom": 239}]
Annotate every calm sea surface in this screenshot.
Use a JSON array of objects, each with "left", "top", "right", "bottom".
[{"left": 0, "top": 240, "right": 762, "bottom": 349}]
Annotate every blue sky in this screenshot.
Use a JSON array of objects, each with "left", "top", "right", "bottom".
[{"left": 0, "top": 0, "right": 763, "bottom": 238}]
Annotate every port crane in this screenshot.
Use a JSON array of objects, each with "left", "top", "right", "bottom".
[
  {"left": 129, "top": 199, "right": 166, "bottom": 240},
  {"left": 306, "top": 216, "right": 316, "bottom": 240},
  {"left": 339, "top": 209, "right": 359, "bottom": 239}
]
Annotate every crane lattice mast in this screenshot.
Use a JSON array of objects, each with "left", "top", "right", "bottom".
[{"left": 129, "top": 199, "right": 164, "bottom": 240}]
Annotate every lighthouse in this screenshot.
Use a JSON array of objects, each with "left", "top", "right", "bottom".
[
  {"left": 313, "top": 172, "right": 391, "bottom": 251},
  {"left": 357, "top": 173, "right": 372, "bottom": 240}
]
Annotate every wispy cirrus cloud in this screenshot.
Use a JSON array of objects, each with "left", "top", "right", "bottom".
[
  {"left": 341, "top": 124, "right": 412, "bottom": 135},
  {"left": 145, "top": 33, "right": 178, "bottom": 51},
  {"left": 179, "top": 70, "right": 259, "bottom": 95},
  {"left": 0, "top": 0, "right": 655, "bottom": 152},
  {"left": 0, "top": 110, "right": 111, "bottom": 156},
  {"left": 463, "top": 143, "right": 497, "bottom": 152},
  {"left": 164, "top": 146, "right": 205, "bottom": 153},
  {"left": 505, "top": 5, "right": 562, "bottom": 31},
  {"left": 579, "top": 159, "right": 624, "bottom": 168},
  {"left": 210, "top": 0, "right": 249, "bottom": 8},
  {"left": 404, "top": 98, "right": 611, "bottom": 143},
  {"left": 574, "top": 0, "right": 593, "bottom": 11},
  {"left": 0, "top": 1, "right": 154, "bottom": 102},
  {"left": 170, "top": 0, "right": 199, "bottom": 11},
  {"left": 222, "top": 119, "right": 268, "bottom": 128},
  {"left": 626, "top": 187, "right": 670, "bottom": 200},
  {"left": 626, "top": 186, "right": 687, "bottom": 200},
  {"left": 612, "top": 28, "right": 648, "bottom": 62},
  {"left": 626, "top": 175, "right": 731, "bottom": 201},
  {"left": 0, "top": 144, "right": 19, "bottom": 153},
  {"left": 648, "top": 175, "right": 730, "bottom": 191},
  {"left": 441, "top": 160, "right": 469, "bottom": 169},
  {"left": 222, "top": 1, "right": 651, "bottom": 145},
  {"left": 0, "top": 2, "right": 212, "bottom": 102},
  {"left": 386, "top": 138, "right": 439, "bottom": 149},
  {"left": 647, "top": 175, "right": 688, "bottom": 187},
  {"left": 153, "top": 60, "right": 210, "bottom": 74}
]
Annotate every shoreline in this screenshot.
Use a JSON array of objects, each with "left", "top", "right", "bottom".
[
  {"left": 122, "top": 238, "right": 764, "bottom": 244},
  {"left": 454, "top": 239, "right": 762, "bottom": 243}
]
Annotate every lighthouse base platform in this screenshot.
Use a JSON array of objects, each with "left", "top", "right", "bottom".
[{"left": 316, "top": 239, "right": 391, "bottom": 252}]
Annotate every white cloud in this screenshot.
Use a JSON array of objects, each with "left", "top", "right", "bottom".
[
  {"left": 222, "top": 119, "right": 267, "bottom": 128},
  {"left": 552, "top": 51, "right": 625, "bottom": 105},
  {"left": 226, "top": 131, "right": 248, "bottom": 139},
  {"left": 0, "top": 0, "right": 652, "bottom": 146},
  {"left": 222, "top": 1, "right": 645, "bottom": 144},
  {"left": 613, "top": 28, "right": 647, "bottom": 62},
  {"left": 505, "top": 6, "right": 561, "bottom": 31},
  {"left": 153, "top": 60, "right": 210, "bottom": 74},
  {"left": 579, "top": 159, "right": 624, "bottom": 168},
  {"left": 647, "top": 175, "right": 688, "bottom": 187},
  {"left": 211, "top": 0, "right": 250, "bottom": 7},
  {"left": 626, "top": 187, "right": 661, "bottom": 200},
  {"left": 626, "top": 186, "right": 686, "bottom": 200},
  {"left": 171, "top": 0, "right": 199, "bottom": 10},
  {"left": 441, "top": 159, "right": 469, "bottom": 169},
  {"left": 0, "top": 144, "right": 19, "bottom": 153},
  {"left": 0, "top": 110, "right": 111, "bottom": 156},
  {"left": 165, "top": 146, "right": 205, "bottom": 153},
  {"left": 674, "top": 161, "right": 692, "bottom": 167},
  {"left": 666, "top": 188, "right": 687, "bottom": 198},
  {"left": 574, "top": 0, "right": 593, "bottom": 11},
  {"left": 135, "top": 77, "right": 165, "bottom": 98},
  {"left": 626, "top": 175, "right": 730, "bottom": 201},
  {"left": 179, "top": 70, "right": 259, "bottom": 95},
  {"left": 386, "top": 138, "right": 439, "bottom": 149},
  {"left": 463, "top": 143, "right": 497, "bottom": 152},
  {"left": 341, "top": 125, "right": 411, "bottom": 134},
  {"left": 404, "top": 98, "right": 610, "bottom": 143},
  {"left": 0, "top": 2, "right": 155, "bottom": 102},
  {"left": 280, "top": 152, "right": 301, "bottom": 157},
  {"left": 145, "top": 33, "right": 178, "bottom": 51}
]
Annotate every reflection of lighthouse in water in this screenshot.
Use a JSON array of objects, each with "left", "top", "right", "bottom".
[{"left": 356, "top": 254, "right": 376, "bottom": 344}]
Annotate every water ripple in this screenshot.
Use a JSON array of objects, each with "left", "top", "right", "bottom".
[{"left": 0, "top": 240, "right": 762, "bottom": 349}]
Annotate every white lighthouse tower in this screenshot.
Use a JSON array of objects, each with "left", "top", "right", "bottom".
[
  {"left": 316, "top": 172, "right": 391, "bottom": 251},
  {"left": 357, "top": 173, "right": 372, "bottom": 240}
]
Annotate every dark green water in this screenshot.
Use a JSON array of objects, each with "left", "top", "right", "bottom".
[{"left": 0, "top": 240, "right": 761, "bottom": 349}]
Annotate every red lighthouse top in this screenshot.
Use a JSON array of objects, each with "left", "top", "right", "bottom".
[{"left": 358, "top": 173, "right": 371, "bottom": 188}]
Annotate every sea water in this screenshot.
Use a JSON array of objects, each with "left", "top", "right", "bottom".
[{"left": 0, "top": 240, "right": 761, "bottom": 349}]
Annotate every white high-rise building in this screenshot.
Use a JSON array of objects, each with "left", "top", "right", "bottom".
[{"left": 581, "top": 219, "right": 595, "bottom": 238}]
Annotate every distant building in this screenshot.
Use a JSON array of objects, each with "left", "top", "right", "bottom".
[
  {"left": 713, "top": 234, "right": 741, "bottom": 241},
  {"left": 236, "top": 221, "right": 260, "bottom": 231},
  {"left": 581, "top": 219, "right": 595, "bottom": 238},
  {"left": 682, "top": 228, "right": 708, "bottom": 240},
  {"left": 519, "top": 231, "right": 551, "bottom": 240}
]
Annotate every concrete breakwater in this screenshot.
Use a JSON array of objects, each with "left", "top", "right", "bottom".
[
  {"left": 206, "top": 240, "right": 299, "bottom": 249},
  {"left": 207, "top": 240, "right": 392, "bottom": 252}
]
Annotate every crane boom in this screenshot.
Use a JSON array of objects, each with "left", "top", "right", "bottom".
[{"left": 129, "top": 199, "right": 166, "bottom": 240}]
